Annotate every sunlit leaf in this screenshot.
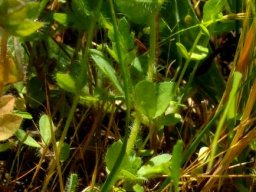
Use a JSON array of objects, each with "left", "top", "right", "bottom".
[
  {"left": 7, "top": 20, "right": 44, "bottom": 37},
  {"left": 115, "top": 0, "right": 165, "bottom": 24},
  {"left": 105, "top": 140, "right": 143, "bottom": 180},
  {"left": 137, "top": 154, "right": 172, "bottom": 178},
  {"left": 191, "top": 45, "right": 209, "bottom": 60},
  {"left": 199, "top": 24, "right": 210, "bottom": 37},
  {"left": 0, "top": 113, "right": 22, "bottom": 141},
  {"left": 15, "top": 128, "right": 40, "bottom": 148},
  {"left": 0, "top": 0, "right": 44, "bottom": 36},
  {"left": 90, "top": 49, "right": 124, "bottom": 95},
  {"left": 134, "top": 80, "right": 175, "bottom": 119},
  {"left": 39, "top": 114, "right": 53, "bottom": 146},
  {"left": 53, "top": 13, "right": 75, "bottom": 27},
  {"left": 56, "top": 73, "right": 77, "bottom": 93},
  {"left": 203, "top": 0, "right": 226, "bottom": 22},
  {"left": 0, "top": 95, "right": 15, "bottom": 114},
  {"left": 170, "top": 140, "right": 183, "bottom": 192},
  {"left": 14, "top": 111, "right": 33, "bottom": 119},
  {"left": 176, "top": 42, "right": 189, "bottom": 59},
  {"left": 105, "top": 140, "right": 130, "bottom": 173}
]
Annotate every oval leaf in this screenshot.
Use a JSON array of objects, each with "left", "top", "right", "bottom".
[
  {"left": 176, "top": 42, "right": 189, "bottom": 59},
  {"left": 15, "top": 128, "right": 40, "bottom": 148},
  {"left": 56, "top": 73, "right": 77, "bottom": 93},
  {"left": 39, "top": 114, "right": 53, "bottom": 146},
  {"left": 0, "top": 114, "right": 22, "bottom": 141},
  {"left": 134, "top": 80, "right": 176, "bottom": 119},
  {"left": 0, "top": 95, "right": 15, "bottom": 114}
]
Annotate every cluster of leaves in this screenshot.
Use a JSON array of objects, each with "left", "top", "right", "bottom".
[{"left": 0, "top": 0, "right": 255, "bottom": 191}]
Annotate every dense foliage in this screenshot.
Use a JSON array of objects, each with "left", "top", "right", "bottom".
[{"left": 0, "top": 0, "right": 255, "bottom": 191}]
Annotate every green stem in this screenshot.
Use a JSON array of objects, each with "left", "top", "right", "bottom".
[
  {"left": 173, "top": 0, "right": 182, "bottom": 82},
  {"left": 176, "top": 31, "right": 203, "bottom": 89},
  {"left": 101, "top": 0, "right": 131, "bottom": 191},
  {"left": 42, "top": 1, "right": 103, "bottom": 190},
  {"left": 208, "top": 71, "right": 242, "bottom": 169},
  {"left": 81, "top": 0, "right": 103, "bottom": 93},
  {"left": 126, "top": 115, "right": 141, "bottom": 155},
  {"left": 183, "top": 36, "right": 209, "bottom": 97},
  {"left": 147, "top": 14, "right": 157, "bottom": 81},
  {"left": 42, "top": 95, "right": 79, "bottom": 192}
]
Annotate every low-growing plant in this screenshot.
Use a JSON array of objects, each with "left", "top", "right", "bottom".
[{"left": 0, "top": 0, "right": 255, "bottom": 191}]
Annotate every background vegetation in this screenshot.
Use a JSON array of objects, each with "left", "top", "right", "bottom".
[{"left": 0, "top": 0, "right": 255, "bottom": 191}]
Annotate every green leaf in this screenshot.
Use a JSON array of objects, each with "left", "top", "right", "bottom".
[
  {"left": 0, "top": 142, "right": 12, "bottom": 152},
  {"left": 176, "top": 42, "right": 189, "bottom": 59},
  {"left": 170, "top": 140, "right": 183, "bottom": 192},
  {"left": 0, "top": 1, "right": 44, "bottom": 36},
  {"left": 203, "top": 0, "right": 227, "bottom": 22},
  {"left": 177, "top": 43, "right": 209, "bottom": 61},
  {"left": 105, "top": 140, "right": 142, "bottom": 180},
  {"left": 227, "top": 71, "right": 242, "bottom": 120},
  {"left": 133, "top": 184, "right": 144, "bottom": 192},
  {"left": 199, "top": 24, "right": 210, "bottom": 37},
  {"left": 107, "top": 17, "right": 136, "bottom": 65},
  {"left": 6, "top": 2, "right": 40, "bottom": 21},
  {"left": 15, "top": 129, "right": 40, "bottom": 148},
  {"left": 53, "top": 13, "right": 75, "bottom": 27},
  {"left": 190, "top": 45, "right": 209, "bottom": 61},
  {"left": 134, "top": 80, "right": 176, "bottom": 119},
  {"left": 39, "top": 114, "right": 53, "bottom": 146},
  {"left": 57, "top": 141, "right": 70, "bottom": 162},
  {"left": 7, "top": 20, "right": 44, "bottom": 37},
  {"left": 14, "top": 111, "right": 33, "bottom": 119},
  {"left": 71, "top": 0, "right": 101, "bottom": 30},
  {"left": 56, "top": 73, "right": 77, "bottom": 93},
  {"left": 115, "top": 0, "right": 165, "bottom": 24},
  {"left": 130, "top": 55, "right": 148, "bottom": 85},
  {"left": 158, "top": 113, "right": 182, "bottom": 126},
  {"left": 137, "top": 154, "right": 172, "bottom": 178},
  {"left": 105, "top": 140, "right": 129, "bottom": 173},
  {"left": 118, "top": 17, "right": 135, "bottom": 52},
  {"left": 90, "top": 49, "right": 124, "bottom": 95}
]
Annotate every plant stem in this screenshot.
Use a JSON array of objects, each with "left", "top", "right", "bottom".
[
  {"left": 208, "top": 71, "right": 242, "bottom": 169},
  {"left": 41, "top": 94, "right": 79, "bottom": 192},
  {"left": 147, "top": 14, "right": 157, "bottom": 81},
  {"left": 41, "top": 1, "right": 103, "bottom": 190},
  {"left": 176, "top": 32, "right": 202, "bottom": 89},
  {"left": 101, "top": 0, "right": 131, "bottom": 191},
  {"left": 126, "top": 115, "right": 141, "bottom": 155}
]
